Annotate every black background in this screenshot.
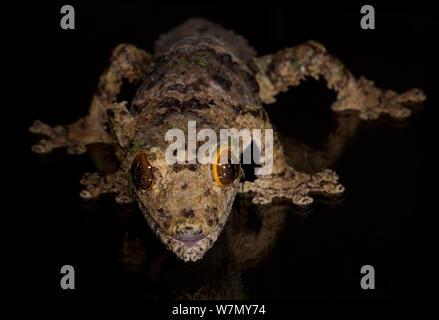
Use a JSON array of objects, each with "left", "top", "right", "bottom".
[{"left": 4, "top": 0, "right": 437, "bottom": 308}]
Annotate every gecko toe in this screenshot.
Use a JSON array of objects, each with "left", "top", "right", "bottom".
[{"left": 31, "top": 140, "right": 52, "bottom": 153}]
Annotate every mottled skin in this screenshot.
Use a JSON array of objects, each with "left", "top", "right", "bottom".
[{"left": 29, "top": 19, "right": 425, "bottom": 262}]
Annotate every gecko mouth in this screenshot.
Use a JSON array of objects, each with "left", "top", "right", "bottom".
[{"left": 174, "top": 233, "right": 207, "bottom": 247}]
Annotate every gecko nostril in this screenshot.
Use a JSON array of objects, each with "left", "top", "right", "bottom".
[
  {"left": 180, "top": 208, "right": 195, "bottom": 218},
  {"left": 176, "top": 225, "right": 203, "bottom": 237}
]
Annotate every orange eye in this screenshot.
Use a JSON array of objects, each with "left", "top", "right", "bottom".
[
  {"left": 130, "top": 152, "right": 153, "bottom": 190},
  {"left": 212, "top": 147, "right": 240, "bottom": 187}
]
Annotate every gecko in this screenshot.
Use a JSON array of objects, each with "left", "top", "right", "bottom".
[{"left": 29, "top": 18, "right": 425, "bottom": 262}]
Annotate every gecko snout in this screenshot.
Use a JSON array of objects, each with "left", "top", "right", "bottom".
[{"left": 174, "top": 229, "right": 206, "bottom": 247}]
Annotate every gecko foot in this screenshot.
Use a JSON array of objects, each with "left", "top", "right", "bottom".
[
  {"left": 79, "top": 171, "right": 135, "bottom": 204},
  {"left": 332, "top": 77, "right": 426, "bottom": 120},
  {"left": 240, "top": 167, "right": 344, "bottom": 207},
  {"left": 29, "top": 119, "right": 88, "bottom": 154}
]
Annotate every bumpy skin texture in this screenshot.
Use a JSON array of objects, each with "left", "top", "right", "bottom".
[{"left": 29, "top": 18, "right": 425, "bottom": 262}]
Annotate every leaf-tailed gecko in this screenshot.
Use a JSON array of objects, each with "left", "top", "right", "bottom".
[{"left": 29, "top": 18, "right": 425, "bottom": 261}]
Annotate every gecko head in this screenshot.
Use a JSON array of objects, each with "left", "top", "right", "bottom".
[{"left": 126, "top": 142, "right": 241, "bottom": 262}]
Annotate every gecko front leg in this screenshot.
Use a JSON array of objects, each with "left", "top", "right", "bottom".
[
  {"left": 241, "top": 166, "right": 344, "bottom": 207},
  {"left": 251, "top": 40, "right": 426, "bottom": 120},
  {"left": 29, "top": 43, "right": 152, "bottom": 154},
  {"left": 235, "top": 107, "right": 344, "bottom": 207},
  {"left": 29, "top": 96, "right": 112, "bottom": 154},
  {"left": 79, "top": 169, "right": 134, "bottom": 204}
]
